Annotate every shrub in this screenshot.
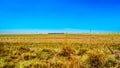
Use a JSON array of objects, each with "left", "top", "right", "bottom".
[
  {"left": 18, "top": 46, "right": 30, "bottom": 53},
  {"left": 81, "top": 49, "right": 117, "bottom": 68},
  {"left": 19, "top": 60, "right": 48, "bottom": 68},
  {"left": 58, "top": 46, "right": 75, "bottom": 57},
  {"left": 4, "top": 56, "right": 13, "bottom": 62},
  {"left": 1, "top": 62, "right": 16, "bottom": 68},
  {"left": 49, "top": 59, "right": 64, "bottom": 68},
  {"left": 21, "top": 53, "right": 36, "bottom": 60},
  {"left": 104, "top": 55, "right": 117, "bottom": 67},
  {"left": 76, "top": 48, "right": 88, "bottom": 56},
  {"left": 0, "top": 48, "right": 10, "bottom": 57},
  {"left": 36, "top": 48, "right": 55, "bottom": 60}
]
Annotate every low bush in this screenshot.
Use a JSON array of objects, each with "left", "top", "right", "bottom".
[
  {"left": 0, "top": 62, "right": 16, "bottom": 68},
  {"left": 21, "top": 53, "right": 36, "bottom": 60},
  {"left": 19, "top": 60, "right": 48, "bottom": 68},
  {"left": 58, "top": 46, "right": 75, "bottom": 57},
  {"left": 76, "top": 48, "right": 88, "bottom": 56},
  {"left": 81, "top": 49, "right": 117, "bottom": 68},
  {"left": 36, "top": 48, "right": 55, "bottom": 60}
]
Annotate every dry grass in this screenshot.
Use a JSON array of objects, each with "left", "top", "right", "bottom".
[{"left": 0, "top": 34, "right": 120, "bottom": 68}]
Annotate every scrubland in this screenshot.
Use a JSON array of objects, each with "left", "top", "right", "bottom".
[{"left": 0, "top": 34, "right": 120, "bottom": 68}]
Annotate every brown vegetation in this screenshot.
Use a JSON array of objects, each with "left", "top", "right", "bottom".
[{"left": 0, "top": 34, "right": 120, "bottom": 68}]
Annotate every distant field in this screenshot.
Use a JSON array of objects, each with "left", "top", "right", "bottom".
[{"left": 0, "top": 34, "right": 120, "bottom": 68}]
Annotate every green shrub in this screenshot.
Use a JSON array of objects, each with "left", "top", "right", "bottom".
[
  {"left": 76, "top": 48, "right": 88, "bottom": 56},
  {"left": 81, "top": 49, "right": 117, "bottom": 68},
  {"left": 1, "top": 62, "right": 16, "bottom": 68},
  {"left": 49, "top": 59, "right": 64, "bottom": 68},
  {"left": 18, "top": 46, "right": 30, "bottom": 53},
  {"left": 36, "top": 48, "right": 55, "bottom": 60},
  {"left": 0, "top": 48, "right": 10, "bottom": 57},
  {"left": 4, "top": 56, "right": 13, "bottom": 62},
  {"left": 117, "top": 47, "right": 120, "bottom": 50},
  {"left": 22, "top": 53, "right": 36, "bottom": 60},
  {"left": 104, "top": 55, "right": 117, "bottom": 67},
  {"left": 19, "top": 60, "right": 48, "bottom": 68}
]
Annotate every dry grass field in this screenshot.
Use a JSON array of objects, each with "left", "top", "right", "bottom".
[{"left": 0, "top": 34, "right": 120, "bottom": 68}]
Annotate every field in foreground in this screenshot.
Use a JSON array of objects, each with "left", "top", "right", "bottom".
[{"left": 0, "top": 34, "right": 120, "bottom": 68}]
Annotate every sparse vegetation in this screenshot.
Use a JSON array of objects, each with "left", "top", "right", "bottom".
[{"left": 0, "top": 34, "right": 120, "bottom": 68}]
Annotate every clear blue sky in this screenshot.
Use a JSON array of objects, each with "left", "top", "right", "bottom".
[{"left": 0, "top": 0, "right": 120, "bottom": 33}]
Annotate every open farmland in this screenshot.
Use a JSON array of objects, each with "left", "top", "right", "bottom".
[{"left": 0, "top": 34, "right": 120, "bottom": 68}]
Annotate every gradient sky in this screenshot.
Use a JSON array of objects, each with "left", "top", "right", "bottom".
[{"left": 0, "top": 0, "right": 120, "bottom": 33}]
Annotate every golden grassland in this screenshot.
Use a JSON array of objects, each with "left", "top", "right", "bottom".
[{"left": 0, "top": 34, "right": 120, "bottom": 68}]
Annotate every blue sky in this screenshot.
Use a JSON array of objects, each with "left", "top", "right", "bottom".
[{"left": 0, "top": 0, "right": 120, "bottom": 33}]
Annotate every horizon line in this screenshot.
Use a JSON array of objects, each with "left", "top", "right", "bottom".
[{"left": 0, "top": 29, "right": 120, "bottom": 34}]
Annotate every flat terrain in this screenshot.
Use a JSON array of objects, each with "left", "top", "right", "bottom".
[{"left": 0, "top": 34, "right": 120, "bottom": 68}]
